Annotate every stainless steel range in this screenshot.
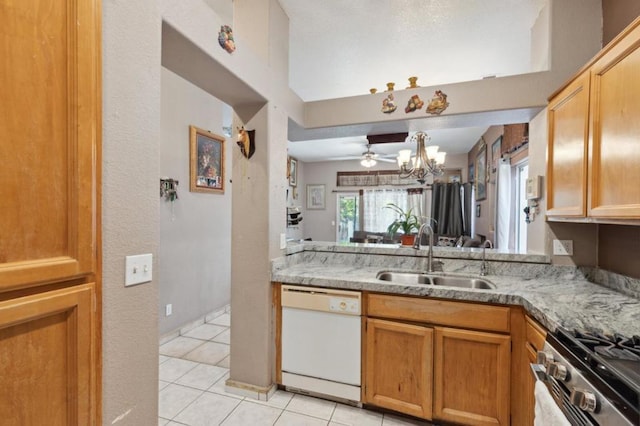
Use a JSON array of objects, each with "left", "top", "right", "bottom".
[{"left": 532, "top": 327, "right": 639, "bottom": 426}]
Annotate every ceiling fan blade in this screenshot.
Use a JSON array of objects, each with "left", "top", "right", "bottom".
[{"left": 377, "top": 158, "right": 397, "bottom": 163}]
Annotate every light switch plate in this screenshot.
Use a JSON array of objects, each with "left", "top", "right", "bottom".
[
  {"left": 280, "top": 233, "right": 287, "bottom": 249},
  {"left": 125, "top": 253, "right": 153, "bottom": 286}
]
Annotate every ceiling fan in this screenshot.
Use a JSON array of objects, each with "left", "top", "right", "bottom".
[{"left": 360, "top": 144, "right": 396, "bottom": 167}]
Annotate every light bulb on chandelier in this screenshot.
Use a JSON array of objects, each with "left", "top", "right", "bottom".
[{"left": 397, "top": 131, "right": 446, "bottom": 184}]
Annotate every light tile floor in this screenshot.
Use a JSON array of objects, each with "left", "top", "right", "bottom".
[{"left": 159, "top": 311, "right": 433, "bottom": 426}]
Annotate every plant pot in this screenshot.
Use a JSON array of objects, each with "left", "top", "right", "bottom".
[{"left": 400, "top": 234, "right": 415, "bottom": 246}]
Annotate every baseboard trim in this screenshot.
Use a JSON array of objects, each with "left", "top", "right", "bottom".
[
  {"left": 225, "top": 379, "right": 277, "bottom": 401},
  {"left": 159, "top": 304, "right": 230, "bottom": 345}
]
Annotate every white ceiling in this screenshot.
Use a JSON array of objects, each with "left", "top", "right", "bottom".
[{"left": 205, "top": 0, "right": 548, "bottom": 163}]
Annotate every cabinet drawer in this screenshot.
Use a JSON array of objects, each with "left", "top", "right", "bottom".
[
  {"left": 367, "top": 294, "right": 510, "bottom": 333},
  {"left": 525, "top": 316, "right": 546, "bottom": 352}
]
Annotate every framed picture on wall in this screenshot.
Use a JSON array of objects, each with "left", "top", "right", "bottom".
[
  {"left": 189, "top": 125, "right": 225, "bottom": 194},
  {"left": 307, "top": 184, "right": 325, "bottom": 210},
  {"left": 475, "top": 144, "right": 487, "bottom": 200},
  {"left": 491, "top": 135, "right": 502, "bottom": 173},
  {"left": 289, "top": 157, "right": 298, "bottom": 187},
  {"left": 468, "top": 163, "right": 475, "bottom": 184}
]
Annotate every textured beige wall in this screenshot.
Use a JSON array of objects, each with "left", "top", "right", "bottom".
[
  {"left": 599, "top": 225, "right": 640, "bottom": 279},
  {"left": 602, "top": 0, "right": 640, "bottom": 45},
  {"left": 158, "top": 68, "right": 232, "bottom": 336},
  {"left": 527, "top": 109, "right": 547, "bottom": 254},
  {"left": 102, "top": 0, "right": 160, "bottom": 424}
]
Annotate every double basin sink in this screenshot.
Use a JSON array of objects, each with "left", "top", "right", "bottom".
[{"left": 376, "top": 271, "right": 495, "bottom": 289}]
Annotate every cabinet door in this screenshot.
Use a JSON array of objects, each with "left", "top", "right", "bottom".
[
  {"left": 434, "top": 327, "right": 511, "bottom": 426},
  {"left": 0, "top": 284, "right": 96, "bottom": 425},
  {"left": 588, "top": 20, "right": 640, "bottom": 218},
  {"left": 547, "top": 72, "right": 590, "bottom": 217},
  {"left": 0, "top": 0, "right": 101, "bottom": 290},
  {"left": 365, "top": 318, "right": 433, "bottom": 419}
]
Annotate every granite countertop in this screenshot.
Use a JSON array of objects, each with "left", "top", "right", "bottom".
[{"left": 272, "top": 242, "right": 640, "bottom": 337}]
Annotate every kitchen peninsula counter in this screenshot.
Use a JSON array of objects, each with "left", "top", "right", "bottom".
[{"left": 272, "top": 242, "right": 640, "bottom": 337}]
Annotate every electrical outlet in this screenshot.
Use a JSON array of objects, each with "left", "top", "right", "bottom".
[
  {"left": 553, "top": 239, "right": 573, "bottom": 256},
  {"left": 165, "top": 304, "right": 172, "bottom": 316}
]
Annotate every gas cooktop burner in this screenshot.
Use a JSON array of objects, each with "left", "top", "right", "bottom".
[
  {"left": 553, "top": 327, "right": 640, "bottom": 419},
  {"left": 573, "top": 330, "right": 640, "bottom": 361}
]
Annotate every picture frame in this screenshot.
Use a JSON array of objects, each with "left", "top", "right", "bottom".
[
  {"left": 307, "top": 184, "right": 325, "bottom": 210},
  {"left": 190, "top": 125, "right": 225, "bottom": 194},
  {"left": 475, "top": 144, "right": 487, "bottom": 200},
  {"left": 289, "top": 157, "right": 298, "bottom": 187},
  {"left": 491, "top": 135, "right": 502, "bottom": 173},
  {"left": 468, "top": 163, "right": 475, "bottom": 184}
]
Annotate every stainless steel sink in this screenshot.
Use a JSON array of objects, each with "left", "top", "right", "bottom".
[
  {"left": 430, "top": 276, "right": 495, "bottom": 289},
  {"left": 376, "top": 271, "right": 431, "bottom": 285},
  {"left": 376, "top": 271, "right": 495, "bottom": 289}
]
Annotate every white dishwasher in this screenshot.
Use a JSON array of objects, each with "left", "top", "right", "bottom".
[{"left": 281, "top": 285, "right": 361, "bottom": 402}]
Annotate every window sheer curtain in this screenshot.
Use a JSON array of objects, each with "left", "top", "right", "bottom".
[{"left": 363, "top": 189, "right": 411, "bottom": 233}]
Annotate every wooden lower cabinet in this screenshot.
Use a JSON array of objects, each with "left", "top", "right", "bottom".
[
  {"left": 434, "top": 327, "right": 511, "bottom": 426},
  {"left": 0, "top": 284, "right": 96, "bottom": 426},
  {"left": 364, "top": 318, "right": 433, "bottom": 420}
]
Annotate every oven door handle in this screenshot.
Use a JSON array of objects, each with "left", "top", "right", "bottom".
[{"left": 530, "top": 363, "right": 547, "bottom": 382}]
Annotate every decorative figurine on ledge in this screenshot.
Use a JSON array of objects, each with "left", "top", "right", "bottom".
[
  {"left": 405, "top": 94, "right": 424, "bottom": 113},
  {"left": 218, "top": 25, "right": 236, "bottom": 53},
  {"left": 381, "top": 93, "right": 397, "bottom": 114},
  {"left": 426, "top": 90, "right": 450, "bottom": 115},
  {"left": 236, "top": 126, "right": 255, "bottom": 159}
]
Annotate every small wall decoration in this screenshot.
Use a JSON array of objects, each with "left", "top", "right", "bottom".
[
  {"left": 236, "top": 126, "right": 255, "bottom": 159},
  {"left": 475, "top": 143, "right": 487, "bottom": 201},
  {"left": 160, "top": 178, "right": 179, "bottom": 202},
  {"left": 404, "top": 94, "right": 424, "bottom": 113},
  {"left": 190, "top": 125, "right": 225, "bottom": 194},
  {"left": 218, "top": 25, "right": 236, "bottom": 53},
  {"left": 289, "top": 157, "right": 298, "bottom": 187},
  {"left": 426, "top": 90, "right": 450, "bottom": 115},
  {"left": 476, "top": 204, "right": 481, "bottom": 217},
  {"left": 381, "top": 93, "right": 397, "bottom": 114},
  {"left": 307, "top": 184, "right": 325, "bottom": 210}
]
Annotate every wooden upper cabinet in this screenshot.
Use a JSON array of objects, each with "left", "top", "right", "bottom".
[
  {"left": 365, "top": 318, "right": 433, "bottom": 420},
  {"left": 547, "top": 72, "right": 590, "bottom": 217},
  {"left": 588, "top": 20, "right": 640, "bottom": 218},
  {"left": 0, "top": 0, "right": 101, "bottom": 290},
  {"left": 433, "top": 327, "right": 511, "bottom": 426}
]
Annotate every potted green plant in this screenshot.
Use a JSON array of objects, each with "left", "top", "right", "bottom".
[{"left": 384, "top": 203, "right": 420, "bottom": 246}]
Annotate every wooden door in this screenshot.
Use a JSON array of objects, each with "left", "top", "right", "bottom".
[
  {"left": 588, "top": 18, "right": 640, "bottom": 218},
  {"left": 434, "top": 327, "right": 511, "bottom": 426},
  {"left": 546, "top": 72, "right": 590, "bottom": 217},
  {"left": 0, "top": 0, "right": 101, "bottom": 290},
  {"left": 0, "top": 284, "right": 96, "bottom": 425},
  {"left": 0, "top": 0, "right": 101, "bottom": 424},
  {"left": 365, "top": 318, "right": 433, "bottom": 420}
]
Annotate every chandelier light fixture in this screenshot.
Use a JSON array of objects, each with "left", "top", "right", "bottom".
[{"left": 397, "top": 131, "right": 446, "bottom": 184}]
